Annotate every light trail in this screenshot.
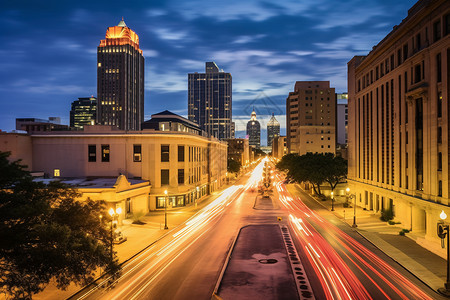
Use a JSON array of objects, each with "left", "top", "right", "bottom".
[{"left": 275, "top": 176, "right": 434, "bottom": 300}]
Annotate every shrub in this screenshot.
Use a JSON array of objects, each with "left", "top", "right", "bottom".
[
  {"left": 399, "top": 230, "right": 405, "bottom": 236},
  {"left": 380, "top": 209, "right": 394, "bottom": 222},
  {"left": 343, "top": 202, "right": 350, "bottom": 208},
  {"left": 388, "top": 220, "right": 396, "bottom": 225}
]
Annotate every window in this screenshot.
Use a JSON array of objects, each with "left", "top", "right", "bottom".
[
  {"left": 88, "top": 145, "right": 96, "bottom": 162},
  {"left": 445, "top": 14, "right": 450, "bottom": 36},
  {"left": 157, "top": 197, "right": 166, "bottom": 208},
  {"left": 416, "top": 33, "right": 421, "bottom": 51},
  {"left": 161, "top": 145, "right": 169, "bottom": 162},
  {"left": 414, "top": 64, "right": 421, "bottom": 83},
  {"left": 161, "top": 169, "right": 169, "bottom": 185},
  {"left": 439, "top": 181, "right": 443, "bottom": 197},
  {"left": 438, "top": 152, "right": 442, "bottom": 171},
  {"left": 437, "top": 53, "right": 442, "bottom": 83},
  {"left": 126, "top": 198, "right": 131, "bottom": 214},
  {"left": 403, "top": 44, "right": 408, "bottom": 61},
  {"left": 133, "top": 144, "right": 142, "bottom": 162},
  {"left": 434, "top": 20, "right": 441, "bottom": 42},
  {"left": 178, "top": 169, "right": 184, "bottom": 184},
  {"left": 178, "top": 145, "right": 185, "bottom": 162},
  {"left": 101, "top": 145, "right": 110, "bottom": 162},
  {"left": 438, "top": 92, "right": 443, "bottom": 118},
  {"left": 54, "top": 169, "right": 60, "bottom": 177}
]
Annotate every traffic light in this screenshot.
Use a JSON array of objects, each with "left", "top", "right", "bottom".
[{"left": 438, "top": 221, "right": 448, "bottom": 239}]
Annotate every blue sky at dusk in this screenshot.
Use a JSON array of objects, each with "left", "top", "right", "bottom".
[{"left": 0, "top": 0, "right": 416, "bottom": 144}]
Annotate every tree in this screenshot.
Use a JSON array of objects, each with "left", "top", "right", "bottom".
[
  {"left": 276, "top": 152, "right": 347, "bottom": 196},
  {"left": 227, "top": 158, "right": 241, "bottom": 174},
  {"left": 0, "top": 152, "right": 120, "bottom": 299},
  {"left": 322, "top": 154, "right": 348, "bottom": 193}
]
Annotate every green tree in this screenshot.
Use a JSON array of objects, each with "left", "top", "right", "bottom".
[
  {"left": 323, "top": 153, "right": 348, "bottom": 193},
  {"left": 227, "top": 158, "right": 241, "bottom": 174},
  {"left": 276, "top": 152, "right": 347, "bottom": 196},
  {"left": 0, "top": 152, "right": 120, "bottom": 299}
]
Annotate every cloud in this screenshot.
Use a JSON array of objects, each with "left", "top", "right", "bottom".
[
  {"left": 152, "top": 28, "right": 189, "bottom": 41},
  {"left": 232, "top": 34, "right": 266, "bottom": 44}
]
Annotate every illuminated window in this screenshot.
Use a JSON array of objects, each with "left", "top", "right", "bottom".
[
  {"left": 101, "top": 145, "right": 110, "bottom": 162},
  {"left": 54, "top": 169, "right": 60, "bottom": 177},
  {"left": 97, "top": 62, "right": 101, "bottom": 67},
  {"left": 133, "top": 144, "right": 142, "bottom": 162}
]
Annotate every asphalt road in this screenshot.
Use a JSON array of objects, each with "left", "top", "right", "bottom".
[{"left": 72, "top": 158, "right": 444, "bottom": 300}]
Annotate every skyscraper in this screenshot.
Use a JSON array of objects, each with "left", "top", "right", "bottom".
[
  {"left": 246, "top": 109, "right": 260, "bottom": 149},
  {"left": 70, "top": 97, "right": 97, "bottom": 129},
  {"left": 188, "top": 62, "right": 232, "bottom": 140},
  {"left": 97, "top": 18, "right": 144, "bottom": 131},
  {"left": 286, "top": 81, "right": 336, "bottom": 155},
  {"left": 267, "top": 113, "right": 280, "bottom": 147}
]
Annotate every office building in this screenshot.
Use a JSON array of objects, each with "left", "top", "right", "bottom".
[
  {"left": 272, "top": 136, "right": 287, "bottom": 160},
  {"left": 286, "top": 81, "right": 336, "bottom": 155},
  {"left": 246, "top": 109, "right": 261, "bottom": 149},
  {"left": 267, "top": 113, "right": 280, "bottom": 147},
  {"left": 70, "top": 97, "right": 97, "bottom": 129},
  {"left": 0, "top": 126, "right": 227, "bottom": 215},
  {"left": 188, "top": 62, "right": 232, "bottom": 140},
  {"left": 336, "top": 93, "right": 348, "bottom": 145},
  {"left": 347, "top": 0, "right": 450, "bottom": 255},
  {"left": 142, "top": 110, "right": 203, "bottom": 136},
  {"left": 97, "top": 18, "right": 144, "bottom": 131},
  {"left": 226, "top": 138, "right": 250, "bottom": 166},
  {"left": 16, "top": 117, "right": 69, "bottom": 132}
]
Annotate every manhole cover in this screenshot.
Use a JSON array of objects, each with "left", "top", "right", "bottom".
[{"left": 258, "top": 259, "right": 278, "bottom": 264}]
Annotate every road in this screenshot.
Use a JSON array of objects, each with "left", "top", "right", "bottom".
[{"left": 72, "top": 158, "right": 442, "bottom": 300}]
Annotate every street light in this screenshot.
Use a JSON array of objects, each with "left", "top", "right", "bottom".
[
  {"left": 195, "top": 186, "right": 199, "bottom": 208},
  {"left": 438, "top": 210, "right": 450, "bottom": 296},
  {"left": 347, "top": 188, "right": 357, "bottom": 228},
  {"left": 331, "top": 191, "right": 334, "bottom": 211},
  {"left": 164, "top": 190, "right": 168, "bottom": 230},
  {"left": 108, "top": 207, "right": 122, "bottom": 261}
]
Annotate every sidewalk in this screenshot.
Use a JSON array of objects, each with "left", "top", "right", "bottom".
[
  {"left": 32, "top": 180, "right": 238, "bottom": 300},
  {"left": 288, "top": 184, "right": 446, "bottom": 293}
]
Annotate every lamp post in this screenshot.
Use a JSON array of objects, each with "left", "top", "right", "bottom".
[
  {"left": 331, "top": 191, "right": 334, "bottom": 211},
  {"left": 348, "top": 188, "right": 357, "bottom": 228},
  {"left": 164, "top": 190, "right": 168, "bottom": 229},
  {"left": 195, "top": 186, "right": 199, "bottom": 208},
  {"left": 438, "top": 210, "right": 450, "bottom": 296},
  {"left": 108, "top": 207, "right": 122, "bottom": 261}
]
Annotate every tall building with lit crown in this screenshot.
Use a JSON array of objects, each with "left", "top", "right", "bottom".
[
  {"left": 246, "top": 109, "right": 261, "bottom": 149},
  {"left": 70, "top": 97, "right": 97, "bottom": 129},
  {"left": 348, "top": 0, "right": 450, "bottom": 255},
  {"left": 286, "top": 81, "right": 336, "bottom": 155},
  {"left": 267, "top": 113, "right": 280, "bottom": 147},
  {"left": 188, "top": 62, "right": 232, "bottom": 140},
  {"left": 97, "top": 18, "right": 144, "bottom": 131}
]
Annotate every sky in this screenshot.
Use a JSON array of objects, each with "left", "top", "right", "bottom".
[{"left": 0, "top": 0, "right": 417, "bottom": 145}]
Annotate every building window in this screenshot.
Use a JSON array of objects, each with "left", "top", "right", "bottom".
[
  {"left": 126, "top": 198, "right": 131, "bottom": 214},
  {"left": 414, "top": 64, "right": 421, "bottom": 83},
  {"left": 133, "top": 144, "right": 142, "bottom": 162},
  {"left": 161, "top": 169, "right": 169, "bottom": 185},
  {"left": 403, "top": 44, "right": 408, "bottom": 61},
  {"left": 101, "top": 145, "right": 110, "bottom": 162},
  {"left": 437, "top": 53, "right": 442, "bottom": 83},
  {"left": 439, "top": 180, "right": 443, "bottom": 197},
  {"left": 438, "top": 92, "right": 443, "bottom": 118},
  {"left": 178, "top": 169, "right": 184, "bottom": 184},
  {"left": 434, "top": 20, "right": 442, "bottom": 42},
  {"left": 157, "top": 197, "right": 166, "bottom": 208},
  {"left": 438, "top": 152, "right": 442, "bottom": 171},
  {"left": 54, "top": 169, "right": 60, "bottom": 177},
  {"left": 178, "top": 145, "right": 185, "bottom": 162},
  {"left": 445, "top": 14, "right": 450, "bottom": 36},
  {"left": 161, "top": 145, "right": 169, "bottom": 162},
  {"left": 88, "top": 145, "right": 96, "bottom": 162}
]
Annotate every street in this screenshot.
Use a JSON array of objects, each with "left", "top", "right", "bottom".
[{"left": 72, "top": 158, "right": 443, "bottom": 300}]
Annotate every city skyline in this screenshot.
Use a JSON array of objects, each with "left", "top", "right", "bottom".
[{"left": 1, "top": 0, "right": 416, "bottom": 142}]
